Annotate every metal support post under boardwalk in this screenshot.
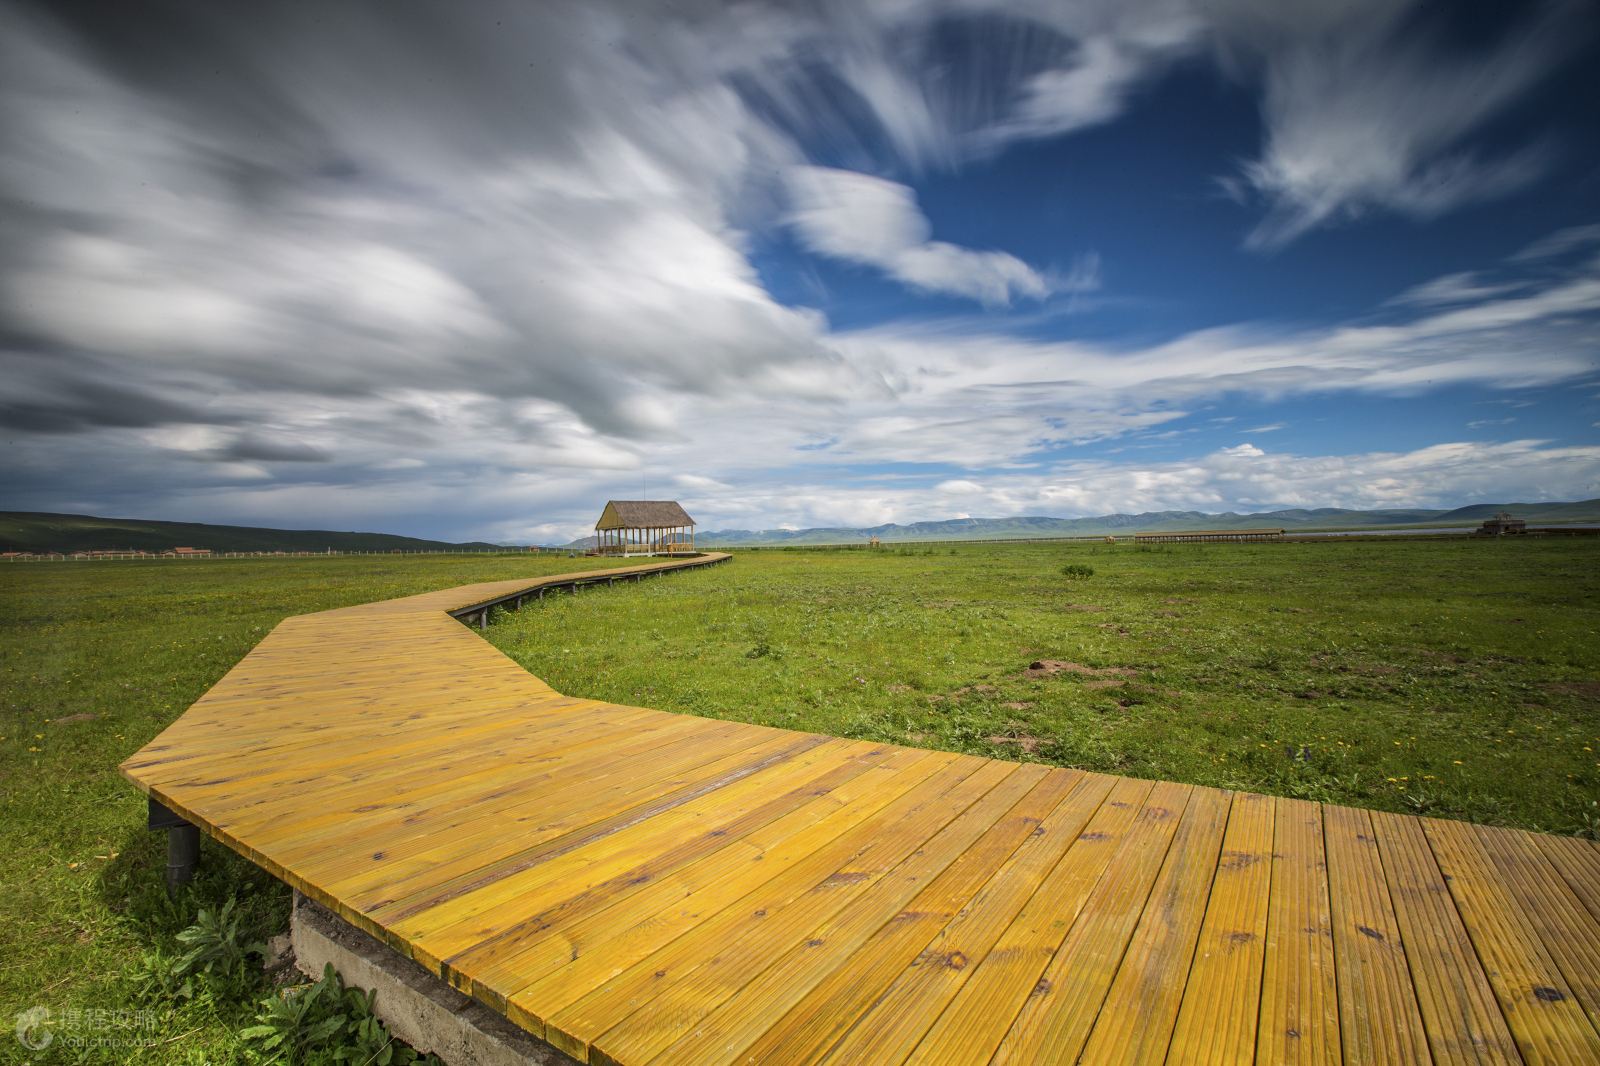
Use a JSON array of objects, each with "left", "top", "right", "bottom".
[{"left": 147, "top": 795, "right": 199, "bottom": 892}]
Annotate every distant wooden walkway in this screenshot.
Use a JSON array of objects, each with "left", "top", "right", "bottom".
[
  {"left": 122, "top": 556, "right": 1600, "bottom": 1064},
  {"left": 1134, "top": 529, "right": 1286, "bottom": 544}
]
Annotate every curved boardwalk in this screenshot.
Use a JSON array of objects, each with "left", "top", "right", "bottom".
[{"left": 122, "top": 556, "right": 1600, "bottom": 1064}]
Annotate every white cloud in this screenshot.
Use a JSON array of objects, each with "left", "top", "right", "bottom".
[
  {"left": 784, "top": 166, "right": 1078, "bottom": 306},
  {"left": 1387, "top": 271, "right": 1530, "bottom": 308},
  {"left": 675, "top": 439, "right": 1600, "bottom": 533},
  {"left": 1243, "top": 422, "right": 1286, "bottom": 433},
  {"left": 1223, "top": 1, "right": 1581, "bottom": 248},
  {"left": 1511, "top": 223, "right": 1600, "bottom": 262},
  {"left": 674, "top": 473, "right": 731, "bottom": 492},
  {"left": 704, "top": 1, "right": 1203, "bottom": 170},
  {"left": 827, "top": 259, "right": 1600, "bottom": 468}
]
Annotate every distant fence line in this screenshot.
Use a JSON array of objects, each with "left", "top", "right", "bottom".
[
  {"left": 1133, "top": 528, "right": 1285, "bottom": 544},
  {"left": 703, "top": 534, "right": 1120, "bottom": 551},
  {"left": 706, "top": 529, "right": 1491, "bottom": 550}
]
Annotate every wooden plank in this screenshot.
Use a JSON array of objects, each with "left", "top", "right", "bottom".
[
  {"left": 543, "top": 757, "right": 1011, "bottom": 1062},
  {"left": 460, "top": 747, "right": 946, "bottom": 1012},
  {"left": 1474, "top": 824, "right": 1600, "bottom": 1035},
  {"left": 317, "top": 727, "right": 805, "bottom": 910},
  {"left": 1166, "top": 789, "right": 1275, "bottom": 1066},
  {"left": 660, "top": 767, "right": 1087, "bottom": 1066},
  {"left": 502, "top": 750, "right": 972, "bottom": 1033},
  {"left": 391, "top": 737, "right": 880, "bottom": 963},
  {"left": 1071, "top": 785, "right": 1232, "bottom": 1065},
  {"left": 215, "top": 707, "right": 715, "bottom": 840},
  {"left": 1256, "top": 797, "right": 1340, "bottom": 1066},
  {"left": 806, "top": 772, "right": 1119, "bottom": 1066},
  {"left": 1323, "top": 803, "right": 1432, "bottom": 1064},
  {"left": 585, "top": 761, "right": 1042, "bottom": 1066},
  {"left": 1369, "top": 810, "right": 1520, "bottom": 1063},
  {"left": 268, "top": 715, "right": 762, "bottom": 862},
  {"left": 980, "top": 779, "right": 1195, "bottom": 1066},
  {"left": 1423, "top": 816, "right": 1600, "bottom": 1063},
  {"left": 1535, "top": 834, "right": 1600, "bottom": 926},
  {"left": 915, "top": 778, "right": 1187, "bottom": 1066}
]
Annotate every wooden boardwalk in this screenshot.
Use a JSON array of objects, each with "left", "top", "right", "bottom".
[{"left": 122, "top": 556, "right": 1600, "bottom": 1065}]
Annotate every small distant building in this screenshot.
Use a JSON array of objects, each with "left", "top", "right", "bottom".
[
  {"left": 1476, "top": 512, "right": 1526, "bottom": 536},
  {"left": 593, "top": 501, "right": 696, "bottom": 556},
  {"left": 166, "top": 546, "right": 213, "bottom": 557}
]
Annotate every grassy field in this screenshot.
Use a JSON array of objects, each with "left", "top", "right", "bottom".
[
  {"left": 1, "top": 539, "right": 1597, "bottom": 1060},
  {"left": 489, "top": 539, "right": 1600, "bottom": 832}
]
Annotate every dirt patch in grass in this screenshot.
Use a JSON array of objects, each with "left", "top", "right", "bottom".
[
  {"left": 932, "top": 683, "right": 999, "bottom": 702},
  {"left": 988, "top": 734, "right": 1044, "bottom": 755},
  {"left": 1546, "top": 680, "right": 1600, "bottom": 700},
  {"left": 1024, "top": 659, "right": 1139, "bottom": 679}
]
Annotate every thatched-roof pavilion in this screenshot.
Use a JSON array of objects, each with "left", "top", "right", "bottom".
[{"left": 593, "top": 500, "right": 696, "bottom": 556}]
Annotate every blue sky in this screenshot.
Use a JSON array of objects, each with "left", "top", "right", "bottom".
[{"left": 1, "top": 0, "right": 1598, "bottom": 542}]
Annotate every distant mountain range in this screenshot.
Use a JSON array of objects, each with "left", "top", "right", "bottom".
[
  {"left": 8, "top": 499, "right": 1597, "bottom": 555},
  {"left": 0, "top": 512, "right": 502, "bottom": 554},
  {"left": 663, "top": 499, "right": 1600, "bottom": 547}
]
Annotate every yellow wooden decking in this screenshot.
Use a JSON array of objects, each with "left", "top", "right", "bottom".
[{"left": 121, "top": 556, "right": 1600, "bottom": 1065}]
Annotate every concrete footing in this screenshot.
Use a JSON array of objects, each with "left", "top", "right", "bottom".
[{"left": 290, "top": 894, "right": 575, "bottom": 1066}]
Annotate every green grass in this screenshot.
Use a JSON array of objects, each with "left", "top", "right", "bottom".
[
  {"left": 0, "top": 553, "right": 632, "bottom": 1063},
  {"left": 2, "top": 540, "right": 1597, "bottom": 1060},
  {"left": 488, "top": 539, "right": 1600, "bottom": 832}
]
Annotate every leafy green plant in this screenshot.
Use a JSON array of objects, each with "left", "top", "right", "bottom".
[
  {"left": 1060, "top": 564, "right": 1094, "bottom": 579},
  {"left": 176, "top": 896, "right": 267, "bottom": 982},
  {"left": 242, "top": 962, "right": 437, "bottom": 1065},
  {"left": 1574, "top": 798, "right": 1600, "bottom": 841},
  {"left": 131, "top": 946, "right": 197, "bottom": 1003},
  {"left": 241, "top": 963, "right": 345, "bottom": 1062}
]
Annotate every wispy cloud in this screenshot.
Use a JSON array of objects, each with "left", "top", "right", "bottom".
[
  {"left": 1386, "top": 271, "right": 1531, "bottom": 308},
  {"left": 784, "top": 165, "right": 1093, "bottom": 306},
  {"left": 1511, "top": 222, "right": 1600, "bottom": 261},
  {"left": 1222, "top": 1, "right": 1584, "bottom": 249}
]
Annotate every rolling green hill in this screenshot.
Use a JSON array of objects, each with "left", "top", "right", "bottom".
[
  {"left": 0, "top": 512, "right": 504, "bottom": 554},
  {"left": 683, "top": 499, "right": 1600, "bottom": 546}
]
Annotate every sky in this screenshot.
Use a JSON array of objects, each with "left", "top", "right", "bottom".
[{"left": 2, "top": 0, "right": 1599, "bottom": 544}]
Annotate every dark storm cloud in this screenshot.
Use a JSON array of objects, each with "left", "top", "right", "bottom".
[
  {"left": 216, "top": 435, "right": 331, "bottom": 464},
  {"left": 0, "top": 354, "right": 241, "bottom": 434}
]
